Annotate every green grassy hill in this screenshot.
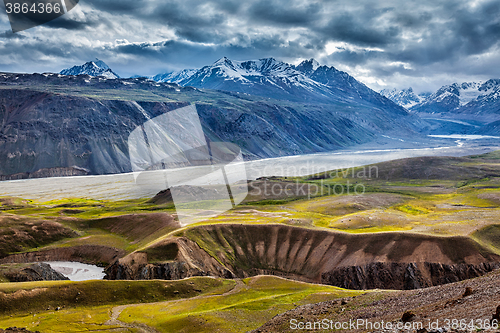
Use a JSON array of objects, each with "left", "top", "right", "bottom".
[{"left": 0, "top": 151, "right": 499, "bottom": 331}]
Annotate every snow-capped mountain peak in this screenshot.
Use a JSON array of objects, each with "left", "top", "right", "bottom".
[
  {"left": 212, "top": 56, "right": 240, "bottom": 71},
  {"left": 450, "top": 82, "right": 482, "bottom": 106},
  {"left": 295, "top": 58, "right": 321, "bottom": 75},
  {"left": 480, "top": 79, "right": 500, "bottom": 92},
  {"left": 93, "top": 59, "right": 110, "bottom": 71},
  {"left": 255, "top": 58, "right": 297, "bottom": 76},
  {"left": 60, "top": 59, "right": 119, "bottom": 79},
  {"left": 419, "top": 81, "right": 483, "bottom": 110},
  {"left": 380, "top": 87, "right": 425, "bottom": 109},
  {"left": 207, "top": 57, "right": 296, "bottom": 78}
]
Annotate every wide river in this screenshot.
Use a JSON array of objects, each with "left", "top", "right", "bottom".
[{"left": 1, "top": 137, "right": 499, "bottom": 201}]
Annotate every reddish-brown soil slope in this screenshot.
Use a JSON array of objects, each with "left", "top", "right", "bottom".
[{"left": 106, "top": 224, "right": 500, "bottom": 290}]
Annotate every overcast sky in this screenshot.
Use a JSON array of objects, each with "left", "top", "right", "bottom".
[{"left": 0, "top": 0, "right": 499, "bottom": 93}]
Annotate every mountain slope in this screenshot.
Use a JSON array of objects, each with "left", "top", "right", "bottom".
[
  {"left": 457, "top": 83, "right": 500, "bottom": 121},
  {"left": 477, "top": 120, "right": 500, "bottom": 136},
  {"left": 252, "top": 267, "right": 500, "bottom": 333},
  {"left": 0, "top": 72, "right": 422, "bottom": 178},
  {"left": 60, "top": 59, "right": 120, "bottom": 79},
  {"left": 152, "top": 69, "right": 196, "bottom": 84}
]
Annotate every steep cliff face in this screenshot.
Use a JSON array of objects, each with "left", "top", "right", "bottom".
[
  {"left": 105, "top": 238, "right": 233, "bottom": 280},
  {"left": 105, "top": 224, "right": 500, "bottom": 290},
  {"left": 0, "top": 166, "right": 89, "bottom": 180},
  {"left": 0, "top": 88, "right": 184, "bottom": 176},
  {"left": 321, "top": 262, "right": 500, "bottom": 290}
]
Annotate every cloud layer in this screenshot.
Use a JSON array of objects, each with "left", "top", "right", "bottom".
[{"left": 1, "top": 0, "right": 499, "bottom": 92}]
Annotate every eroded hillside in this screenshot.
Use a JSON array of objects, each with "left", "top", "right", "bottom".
[{"left": 0, "top": 73, "right": 424, "bottom": 178}]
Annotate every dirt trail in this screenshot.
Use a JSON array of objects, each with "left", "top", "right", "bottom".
[
  {"left": 104, "top": 279, "right": 246, "bottom": 332},
  {"left": 105, "top": 305, "right": 159, "bottom": 333}
]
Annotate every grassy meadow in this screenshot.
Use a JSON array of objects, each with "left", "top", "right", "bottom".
[{"left": 0, "top": 151, "right": 499, "bottom": 331}]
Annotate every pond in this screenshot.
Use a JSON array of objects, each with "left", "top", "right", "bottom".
[{"left": 44, "top": 261, "right": 105, "bottom": 281}]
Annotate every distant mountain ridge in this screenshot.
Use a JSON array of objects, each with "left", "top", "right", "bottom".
[
  {"left": 153, "top": 69, "right": 197, "bottom": 84},
  {"left": 59, "top": 57, "right": 408, "bottom": 120},
  {"left": 382, "top": 80, "right": 500, "bottom": 125},
  {"left": 380, "top": 87, "right": 428, "bottom": 109},
  {"left": 410, "top": 80, "right": 500, "bottom": 114},
  {"left": 150, "top": 57, "right": 407, "bottom": 116},
  {"left": 60, "top": 59, "right": 120, "bottom": 79}
]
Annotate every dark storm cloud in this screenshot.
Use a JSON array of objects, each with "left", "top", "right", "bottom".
[
  {"left": 84, "top": 0, "right": 236, "bottom": 44},
  {"left": 247, "top": 0, "right": 322, "bottom": 26},
  {"left": 328, "top": 49, "right": 383, "bottom": 66},
  {"left": 392, "top": 11, "right": 433, "bottom": 28},
  {"left": 44, "top": 16, "right": 98, "bottom": 30},
  {"left": 154, "top": 2, "right": 226, "bottom": 25},
  {"left": 210, "top": 0, "right": 242, "bottom": 15},
  {"left": 113, "top": 34, "right": 294, "bottom": 69},
  {"left": 313, "top": 0, "right": 500, "bottom": 90},
  {"left": 84, "top": 0, "right": 144, "bottom": 14},
  {"left": 0, "top": 38, "right": 81, "bottom": 60},
  {"left": 322, "top": 13, "right": 401, "bottom": 47},
  {"left": 151, "top": 2, "right": 228, "bottom": 43},
  {"left": 453, "top": 4, "right": 500, "bottom": 55},
  {"left": 376, "top": 1, "right": 500, "bottom": 66}
]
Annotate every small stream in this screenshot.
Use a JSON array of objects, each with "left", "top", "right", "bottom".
[{"left": 44, "top": 261, "right": 105, "bottom": 281}]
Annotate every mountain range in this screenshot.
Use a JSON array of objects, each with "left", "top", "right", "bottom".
[
  {"left": 0, "top": 70, "right": 421, "bottom": 178},
  {"left": 3, "top": 56, "right": 495, "bottom": 179},
  {"left": 60, "top": 59, "right": 120, "bottom": 79},
  {"left": 62, "top": 58, "right": 500, "bottom": 126},
  {"left": 382, "top": 81, "right": 500, "bottom": 123},
  {"left": 149, "top": 57, "right": 403, "bottom": 113},
  {"left": 60, "top": 59, "right": 500, "bottom": 126},
  {"left": 62, "top": 57, "right": 405, "bottom": 118}
]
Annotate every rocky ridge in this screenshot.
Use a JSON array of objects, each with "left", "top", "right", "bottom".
[
  {"left": 4, "top": 263, "right": 68, "bottom": 282},
  {"left": 105, "top": 224, "right": 500, "bottom": 290},
  {"left": 0, "top": 245, "right": 124, "bottom": 266}
]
